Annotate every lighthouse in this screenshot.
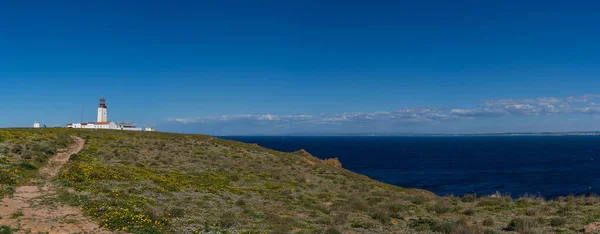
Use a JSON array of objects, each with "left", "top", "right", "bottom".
[
  {"left": 67, "top": 97, "right": 146, "bottom": 131},
  {"left": 97, "top": 97, "right": 108, "bottom": 123}
]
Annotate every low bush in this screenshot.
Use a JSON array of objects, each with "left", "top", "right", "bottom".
[
  {"left": 482, "top": 218, "right": 494, "bottom": 227},
  {"left": 432, "top": 200, "right": 455, "bottom": 214},
  {"left": 371, "top": 210, "right": 390, "bottom": 224},
  {"left": 477, "top": 197, "right": 513, "bottom": 211},
  {"left": 219, "top": 211, "right": 238, "bottom": 228},
  {"left": 432, "top": 221, "right": 458, "bottom": 233},
  {"left": 462, "top": 193, "right": 477, "bottom": 202},
  {"left": 409, "top": 218, "right": 437, "bottom": 231},
  {"left": 407, "top": 195, "right": 431, "bottom": 205},
  {"left": 549, "top": 217, "right": 567, "bottom": 227},
  {"left": 324, "top": 227, "right": 342, "bottom": 234},
  {"left": 9, "top": 209, "right": 23, "bottom": 219},
  {"left": 332, "top": 212, "right": 348, "bottom": 225},
  {"left": 463, "top": 208, "right": 476, "bottom": 216},
  {"left": 350, "top": 221, "right": 376, "bottom": 229},
  {"left": 0, "top": 225, "right": 17, "bottom": 234},
  {"left": 505, "top": 218, "right": 535, "bottom": 232},
  {"left": 525, "top": 208, "right": 538, "bottom": 216},
  {"left": 483, "top": 229, "right": 502, "bottom": 234}
]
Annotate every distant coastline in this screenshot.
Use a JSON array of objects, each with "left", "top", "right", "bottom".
[{"left": 224, "top": 135, "right": 600, "bottom": 198}]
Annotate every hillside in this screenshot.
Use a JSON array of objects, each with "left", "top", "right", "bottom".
[{"left": 1, "top": 129, "right": 599, "bottom": 234}]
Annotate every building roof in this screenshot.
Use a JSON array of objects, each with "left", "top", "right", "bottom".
[{"left": 96, "top": 122, "right": 110, "bottom": 125}]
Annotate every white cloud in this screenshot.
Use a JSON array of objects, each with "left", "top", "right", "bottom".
[
  {"left": 450, "top": 108, "right": 508, "bottom": 117},
  {"left": 168, "top": 94, "right": 600, "bottom": 130}
]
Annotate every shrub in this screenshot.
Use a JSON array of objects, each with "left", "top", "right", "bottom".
[
  {"left": 128, "top": 226, "right": 162, "bottom": 234},
  {"left": 0, "top": 186, "right": 15, "bottom": 197},
  {"left": 549, "top": 217, "right": 567, "bottom": 227},
  {"left": 505, "top": 218, "right": 535, "bottom": 232},
  {"left": 409, "top": 218, "right": 437, "bottom": 231},
  {"left": 324, "top": 227, "right": 342, "bottom": 234},
  {"left": 477, "top": 197, "right": 512, "bottom": 211},
  {"left": 0, "top": 225, "right": 17, "bottom": 234},
  {"left": 455, "top": 225, "right": 484, "bottom": 234},
  {"left": 462, "top": 193, "right": 477, "bottom": 202},
  {"left": 535, "top": 216, "right": 546, "bottom": 225},
  {"left": 332, "top": 212, "right": 348, "bottom": 225},
  {"left": 455, "top": 217, "right": 468, "bottom": 226},
  {"left": 432, "top": 221, "right": 457, "bottom": 233},
  {"left": 236, "top": 199, "right": 246, "bottom": 206},
  {"left": 219, "top": 211, "right": 237, "bottom": 228},
  {"left": 18, "top": 161, "right": 37, "bottom": 170},
  {"left": 94, "top": 206, "right": 165, "bottom": 231},
  {"left": 371, "top": 210, "right": 390, "bottom": 224},
  {"left": 482, "top": 218, "right": 494, "bottom": 227},
  {"left": 267, "top": 213, "right": 293, "bottom": 233},
  {"left": 483, "top": 229, "right": 502, "bottom": 234},
  {"left": 348, "top": 197, "right": 368, "bottom": 211},
  {"left": 167, "top": 207, "right": 185, "bottom": 218},
  {"left": 432, "top": 201, "right": 455, "bottom": 214},
  {"left": 365, "top": 195, "right": 383, "bottom": 204},
  {"left": 0, "top": 170, "right": 17, "bottom": 185},
  {"left": 9, "top": 210, "right": 24, "bottom": 219},
  {"left": 387, "top": 202, "right": 407, "bottom": 213},
  {"left": 431, "top": 218, "right": 483, "bottom": 234},
  {"left": 557, "top": 202, "right": 575, "bottom": 215},
  {"left": 407, "top": 195, "right": 431, "bottom": 205},
  {"left": 463, "top": 208, "right": 476, "bottom": 216},
  {"left": 525, "top": 208, "right": 538, "bottom": 216},
  {"left": 350, "top": 221, "right": 376, "bottom": 229}
]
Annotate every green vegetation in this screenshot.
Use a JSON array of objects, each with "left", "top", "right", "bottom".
[
  {"left": 9, "top": 209, "right": 24, "bottom": 219},
  {"left": 0, "top": 225, "right": 17, "bottom": 234},
  {"left": 56, "top": 129, "right": 434, "bottom": 233},
  {"left": 0, "top": 129, "right": 71, "bottom": 196},
  {"left": 1, "top": 129, "right": 600, "bottom": 233}
]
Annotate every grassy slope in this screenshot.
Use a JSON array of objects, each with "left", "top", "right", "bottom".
[
  {"left": 0, "top": 129, "right": 71, "bottom": 196},
  {"left": 2, "top": 129, "right": 600, "bottom": 233}
]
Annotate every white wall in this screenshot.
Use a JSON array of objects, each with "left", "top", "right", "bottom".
[
  {"left": 97, "top": 108, "right": 108, "bottom": 122},
  {"left": 68, "top": 122, "right": 142, "bottom": 131}
]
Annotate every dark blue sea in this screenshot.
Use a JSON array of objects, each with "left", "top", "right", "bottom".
[{"left": 222, "top": 136, "right": 600, "bottom": 198}]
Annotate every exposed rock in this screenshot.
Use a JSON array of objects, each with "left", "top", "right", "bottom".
[
  {"left": 295, "top": 149, "right": 313, "bottom": 157},
  {"left": 294, "top": 149, "right": 342, "bottom": 168},
  {"left": 324, "top": 158, "right": 342, "bottom": 168},
  {"left": 304, "top": 158, "right": 316, "bottom": 166},
  {"left": 584, "top": 222, "right": 600, "bottom": 233}
]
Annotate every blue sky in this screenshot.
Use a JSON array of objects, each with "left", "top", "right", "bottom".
[{"left": 1, "top": 0, "right": 600, "bottom": 135}]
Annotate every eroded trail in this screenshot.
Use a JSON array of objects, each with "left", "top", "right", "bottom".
[{"left": 0, "top": 136, "right": 110, "bottom": 234}]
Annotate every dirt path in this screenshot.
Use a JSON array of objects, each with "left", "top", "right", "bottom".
[{"left": 0, "top": 136, "right": 111, "bottom": 234}]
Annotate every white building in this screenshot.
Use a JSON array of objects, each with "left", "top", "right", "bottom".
[
  {"left": 116, "top": 122, "right": 143, "bottom": 131},
  {"left": 33, "top": 121, "right": 40, "bottom": 128},
  {"left": 66, "top": 97, "right": 145, "bottom": 131},
  {"left": 145, "top": 127, "right": 155, "bottom": 132}
]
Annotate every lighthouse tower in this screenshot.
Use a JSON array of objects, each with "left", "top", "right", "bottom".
[{"left": 97, "top": 97, "right": 108, "bottom": 122}]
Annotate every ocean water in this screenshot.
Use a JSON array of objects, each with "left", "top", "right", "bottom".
[{"left": 222, "top": 136, "right": 600, "bottom": 198}]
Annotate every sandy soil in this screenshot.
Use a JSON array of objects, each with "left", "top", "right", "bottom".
[{"left": 0, "top": 136, "right": 111, "bottom": 234}]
